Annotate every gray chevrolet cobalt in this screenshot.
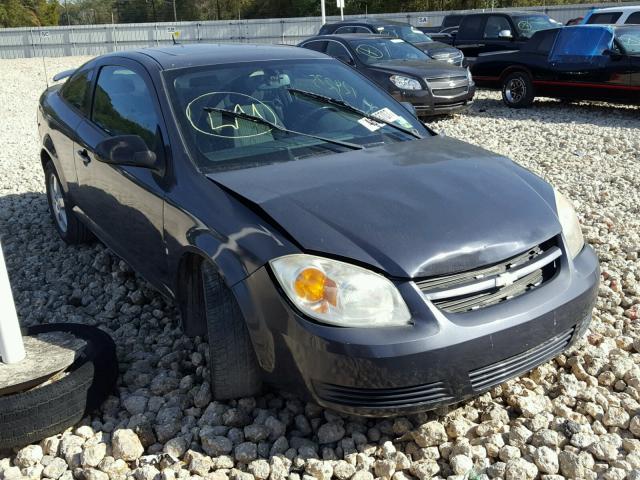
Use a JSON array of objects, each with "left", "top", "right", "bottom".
[{"left": 38, "top": 43, "right": 599, "bottom": 416}]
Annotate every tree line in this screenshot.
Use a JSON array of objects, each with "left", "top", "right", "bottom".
[{"left": 1, "top": 0, "right": 591, "bottom": 28}]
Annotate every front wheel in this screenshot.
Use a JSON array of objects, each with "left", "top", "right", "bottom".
[
  {"left": 202, "top": 262, "right": 262, "bottom": 400},
  {"left": 501, "top": 72, "right": 535, "bottom": 108}
]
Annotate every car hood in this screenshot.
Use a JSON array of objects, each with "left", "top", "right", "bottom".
[
  {"left": 413, "top": 41, "right": 461, "bottom": 58},
  {"left": 207, "top": 136, "right": 561, "bottom": 279},
  {"left": 368, "top": 60, "right": 465, "bottom": 78}
]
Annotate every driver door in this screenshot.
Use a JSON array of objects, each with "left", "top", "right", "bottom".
[
  {"left": 73, "top": 59, "right": 169, "bottom": 288},
  {"left": 548, "top": 27, "right": 630, "bottom": 102}
]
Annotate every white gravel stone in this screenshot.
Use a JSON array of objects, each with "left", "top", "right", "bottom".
[{"left": 112, "top": 429, "right": 145, "bottom": 461}]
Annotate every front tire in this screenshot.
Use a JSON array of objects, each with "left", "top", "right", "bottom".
[
  {"left": 502, "top": 71, "right": 535, "bottom": 108},
  {"left": 202, "top": 262, "right": 262, "bottom": 400},
  {"left": 44, "top": 161, "right": 93, "bottom": 244}
]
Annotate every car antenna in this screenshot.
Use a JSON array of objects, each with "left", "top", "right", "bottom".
[{"left": 34, "top": 29, "right": 49, "bottom": 89}]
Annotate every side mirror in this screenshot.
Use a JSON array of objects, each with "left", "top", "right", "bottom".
[
  {"left": 336, "top": 55, "right": 355, "bottom": 66},
  {"left": 400, "top": 101, "right": 418, "bottom": 118},
  {"left": 603, "top": 48, "right": 623, "bottom": 60},
  {"left": 498, "top": 29, "right": 513, "bottom": 39},
  {"left": 95, "top": 135, "right": 158, "bottom": 169}
]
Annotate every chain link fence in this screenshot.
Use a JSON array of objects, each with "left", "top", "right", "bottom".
[{"left": 0, "top": 2, "right": 626, "bottom": 59}]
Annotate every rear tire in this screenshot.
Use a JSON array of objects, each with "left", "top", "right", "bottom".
[
  {"left": 202, "top": 262, "right": 262, "bottom": 400},
  {"left": 44, "top": 161, "right": 93, "bottom": 245},
  {"left": 502, "top": 71, "right": 535, "bottom": 108}
]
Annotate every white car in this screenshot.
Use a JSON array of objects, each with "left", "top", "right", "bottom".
[{"left": 583, "top": 6, "right": 640, "bottom": 25}]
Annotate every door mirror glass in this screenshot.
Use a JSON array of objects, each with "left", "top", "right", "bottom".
[
  {"left": 95, "top": 135, "right": 157, "bottom": 169},
  {"left": 498, "top": 29, "right": 513, "bottom": 39}
]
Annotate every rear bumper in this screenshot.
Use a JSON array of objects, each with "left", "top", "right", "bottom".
[
  {"left": 393, "top": 85, "right": 476, "bottom": 116},
  {"left": 233, "top": 244, "right": 599, "bottom": 417}
]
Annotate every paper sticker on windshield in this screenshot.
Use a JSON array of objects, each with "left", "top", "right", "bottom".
[
  {"left": 372, "top": 107, "right": 413, "bottom": 129},
  {"left": 358, "top": 117, "right": 384, "bottom": 132},
  {"left": 390, "top": 38, "right": 404, "bottom": 43},
  {"left": 372, "top": 107, "right": 400, "bottom": 123}
]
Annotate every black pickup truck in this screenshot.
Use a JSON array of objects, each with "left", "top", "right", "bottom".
[{"left": 438, "top": 11, "right": 560, "bottom": 59}]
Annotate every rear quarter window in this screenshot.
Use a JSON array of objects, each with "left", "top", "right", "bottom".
[
  {"left": 523, "top": 29, "right": 559, "bottom": 53},
  {"left": 587, "top": 12, "right": 623, "bottom": 24},
  {"left": 60, "top": 68, "right": 93, "bottom": 115},
  {"left": 626, "top": 12, "right": 640, "bottom": 24},
  {"left": 457, "top": 16, "right": 485, "bottom": 40}
]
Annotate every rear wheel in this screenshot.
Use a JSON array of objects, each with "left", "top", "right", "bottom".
[
  {"left": 202, "top": 262, "right": 262, "bottom": 400},
  {"left": 502, "top": 71, "right": 535, "bottom": 108},
  {"left": 44, "top": 161, "right": 93, "bottom": 244}
]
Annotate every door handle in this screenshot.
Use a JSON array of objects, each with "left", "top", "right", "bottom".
[{"left": 77, "top": 148, "right": 91, "bottom": 165}]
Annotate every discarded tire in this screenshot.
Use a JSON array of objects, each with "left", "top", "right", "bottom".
[{"left": 0, "top": 323, "right": 118, "bottom": 449}]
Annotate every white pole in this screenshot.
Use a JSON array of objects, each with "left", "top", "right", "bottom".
[
  {"left": 0, "top": 243, "right": 25, "bottom": 364},
  {"left": 340, "top": 4, "right": 344, "bottom": 20},
  {"left": 321, "top": 0, "right": 326, "bottom": 25}
]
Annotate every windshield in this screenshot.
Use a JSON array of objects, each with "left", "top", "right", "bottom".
[
  {"left": 349, "top": 38, "right": 430, "bottom": 64},
  {"left": 377, "top": 25, "right": 433, "bottom": 43},
  {"left": 617, "top": 28, "right": 640, "bottom": 54},
  {"left": 513, "top": 15, "right": 558, "bottom": 38},
  {"left": 164, "top": 59, "right": 428, "bottom": 172}
]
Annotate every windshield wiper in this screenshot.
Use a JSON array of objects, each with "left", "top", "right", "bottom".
[
  {"left": 286, "top": 87, "right": 423, "bottom": 140},
  {"left": 202, "top": 107, "right": 363, "bottom": 151}
]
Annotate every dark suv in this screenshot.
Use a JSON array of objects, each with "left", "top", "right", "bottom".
[{"left": 319, "top": 19, "right": 464, "bottom": 65}]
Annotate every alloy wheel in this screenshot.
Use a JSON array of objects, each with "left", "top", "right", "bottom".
[
  {"left": 505, "top": 78, "right": 526, "bottom": 104},
  {"left": 49, "top": 173, "right": 68, "bottom": 233}
]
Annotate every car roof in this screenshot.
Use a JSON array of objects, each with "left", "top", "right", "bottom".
[
  {"left": 589, "top": 5, "right": 640, "bottom": 13},
  {"left": 305, "top": 33, "right": 392, "bottom": 41},
  {"left": 101, "top": 43, "right": 329, "bottom": 70},
  {"left": 327, "top": 18, "right": 409, "bottom": 26},
  {"left": 465, "top": 10, "right": 546, "bottom": 16}
]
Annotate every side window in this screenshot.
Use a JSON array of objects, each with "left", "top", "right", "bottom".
[
  {"left": 535, "top": 30, "right": 558, "bottom": 53},
  {"left": 587, "top": 12, "right": 623, "bottom": 24},
  {"left": 483, "top": 16, "right": 511, "bottom": 38},
  {"left": 457, "top": 16, "right": 485, "bottom": 40},
  {"left": 302, "top": 41, "right": 327, "bottom": 53},
  {"left": 353, "top": 26, "right": 372, "bottom": 33},
  {"left": 550, "top": 27, "right": 614, "bottom": 62},
  {"left": 334, "top": 26, "right": 355, "bottom": 33},
  {"left": 60, "top": 68, "right": 94, "bottom": 115},
  {"left": 626, "top": 12, "right": 640, "bottom": 24},
  {"left": 92, "top": 66, "right": 160, "bottom": 149},
  {"left": 325, "top": 41, "right": 353, "bottom": 62}
]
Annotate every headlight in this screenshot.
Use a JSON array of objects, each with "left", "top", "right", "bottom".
[
  {"left": 554, "top": 189, "right": 584, "bottom": 259},
  {"left": 270, "top": 254, "right": 411, "bottom": 328},
  {"left": 390, "top": 75, "right": 422, "bottom": 90},
  {"left": 466, "top": 67, "right": 474, "bottom": 85}
]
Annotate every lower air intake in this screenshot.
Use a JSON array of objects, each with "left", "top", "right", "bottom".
[
  {"left": 469, "top": 327, "right": 575, "bottom": 392},
  {"left": 314, "top": 380, "right": 452, "bottom": 408}
]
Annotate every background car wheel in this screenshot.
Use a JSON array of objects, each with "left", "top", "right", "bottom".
[
  {"left": 44, "top": 161, "right": 93, "bottom": 245},
  {"left": 502, "top": 72, "right": 535, "bottom": 108},
  {"left": 0, "top": 324, "right": 118, "bottom": 449},
  {"left": 202, "top": 262, "right": 262, "bottom": 400}
]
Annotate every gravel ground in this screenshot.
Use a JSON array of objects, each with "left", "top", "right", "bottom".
[{"left": 1, "top": 56, "right": 639, "bottom": 480}]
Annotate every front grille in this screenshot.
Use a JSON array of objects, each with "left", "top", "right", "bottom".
[
  {"left": 431, "top": 52, "right": 464, "bottom": 66},
  {"left": 469, "top": 327, "right": 575, "bottom": 391},
  {"left": 425, "top": 76, "right": 469, "bottom": 98},
  {"left": 426, "top": 75, "right": 467, "bottom": 82},
  {"left": 431, "top": 86, "right": 468, "bottom": 97},
  {"left": 314, "top": 380, "right": 453, "bottom": 408},
  {"left": 417, "top": 239, "right": 561, "bottom": 313}
]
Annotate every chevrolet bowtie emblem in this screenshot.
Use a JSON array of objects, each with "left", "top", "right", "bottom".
[{"left": 496, "top": 271, "right": 517, "bottom": 287}]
